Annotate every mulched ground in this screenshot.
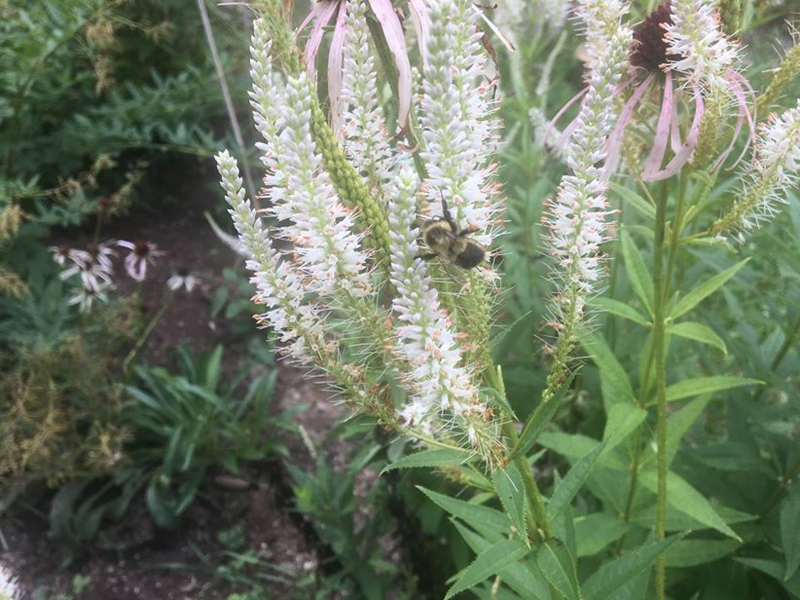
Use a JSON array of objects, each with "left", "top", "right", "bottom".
[{"left": 0, "top": 158, "right": 362, "bottom": 599}]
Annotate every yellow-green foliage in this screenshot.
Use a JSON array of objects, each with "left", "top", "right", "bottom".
[{"left": 0, "top": 305, "right": 137, "bottom": 495}]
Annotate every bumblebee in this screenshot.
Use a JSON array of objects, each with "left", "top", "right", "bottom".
[{"left": 420, "top": 197, "right": 486, "bottom": 269}]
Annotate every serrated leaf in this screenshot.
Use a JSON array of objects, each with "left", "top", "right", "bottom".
[
  {"left": 539, "top": 432, "right": 627, "bottom": 470},
  {"left": 536, "top": 539, "right": 582, "bottom": 600},
  {"left": 661, "top": 376, "right": 761, "bottom": 403},
  {"left": 444, "top": 538, "right": 531, "bottom": 599},
  {"left": 781, "top": 485, "right": 800, "bottom": 580},
  {"left": 382, "top": 448, "right": 471, "bottom": 474},
  {"left": 610, "top": 182, "right": 656, "bottom": 220},
  {"left": 665, "top": 395, "right": 712, "bottom": 466},
  {"left": 669, "top": 259, "right": 749, "bottom": 319},
  {"left": 593, "top": 297, "right": 650, "bottom": 326},
  {"left": 512, "top": 376, "right": 574, "bottom": 459},
  {"left": 582, "top": 333, "right": 636, "bottom": 407},
  {"left": 493, "top": 463, "right": 529, "bottom": 545},
  {"left": 582, "top": 535, "right": 683, "bottom": 600},
  {"left": 575, "top": 513, "right": 630, "bottom": 557},
  {"left": 603, "top": 404, "right": 648, "bottom": 451},
  {"left": 668, "top": 321, "right": 727, "bottom": 354},
  {"left": 664, "top": 538, "right": 741, "bottom": 567},
  {"left": 640, "top": 471, "right": 741, "bottom": 540},
  {"left": 417, "top": 486, "right": 511, "bottom": 542},
  {"left": 734, "top": 558, "right": 800, "bottom": 595},
  {"left": 453, "top": 522, "right": 548, "bottom": 599},
  {"left": 621, "top": 230, "right": 654, "bottom": 315},
  {"left": 548, "top": 442, "right": 606, "bottom": 519}
]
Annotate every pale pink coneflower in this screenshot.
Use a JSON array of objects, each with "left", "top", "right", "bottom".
[
  {"left": 552, "top": 1, "right": 753, "bottom": 182},
  {"left": 248, "top": 22, "right": 371, "bottom": 299},
  {"left": 419, "top": 0, "right": 502, "bottom": 249},
  {"left": 118, "top": 240, "right": 164, "bottom": 282},
  {"left": 167, "top": 268, "right": 199, "bottom": 293},
  {"left": 298, "top": 0, "right": 420, "bottom": 130},
  {"left": 712, "top": 100, "right": 800, "bottom": 237},
  {"left": 0, "top": 564, "right": 21, "bottom": 600},
  {"left": 50, "top": 244, "right": 82, "bottom": 266},
  {"left": 68, "top": 283, "right": 109, "bottom": 314},
  {"left": 57, "top": 243, "right": 115, "bottom": 292}
]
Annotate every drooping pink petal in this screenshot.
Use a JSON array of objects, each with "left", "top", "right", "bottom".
[
  {"left": 644, "top": 80, "right": 705, "bottom": 181},
  {"left": 642, "top": 71, "right": 674, "bottom": 179},
  {"left": 302, "top": 0, "right": 338, "bottom": 81},
  {"left": 368, "top": 0, "right": 412, "bottom": 128},
  {"left": 408, "top": 0, "right": 431, "bottom": 65},
  {"left": 670, "top": 98, "right": 682, "bottom": 153},
  {"left": 603, "top": 72, "right": 656, "bottom": 179},
  {"left": 549, "top": 86, "right": 588, "bottom": 150},
  {"left": 328, "top": 2, "right": 348, "bottom": 135},
  {"left": 712, "top": 70, "right": 757, "bottom": 171}
]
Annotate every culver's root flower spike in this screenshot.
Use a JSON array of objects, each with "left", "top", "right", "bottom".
[
  {"left": 220, "top": 0, "right": 505, "bottom": 467},
  {"left": 541, "top": 0, "right": 632, "bottom": 400},
  {"left": 712, "top": 100, "right": 800, "bottom": 238}
]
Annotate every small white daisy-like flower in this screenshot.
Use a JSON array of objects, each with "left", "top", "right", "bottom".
[
  {"left": 50, "top": 244, "right": 82, "bottom": 266},
  {"left": 118, "top": 240, "right": 164, "bottom": 282},
  {"left": 58, "top": 244, "right": 115, "bottom": 292},
  {"left": 0, "top": 564, "right": 21, "bottom": 600},
  {"left": 68, "top": 283, "right": 109, "bottom": 313},
  {"left": 167, "top": 268, "right": 199, "bottom": 293}
]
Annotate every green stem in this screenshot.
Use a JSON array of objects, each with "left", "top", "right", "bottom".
[
  {"left": 760, "top": 458, "right": 800, "bottom": 519},
  {"left": 491, "top": 366, "right": 553, "bottom": 542},
  {"left": 653, "top": 186, "right": 669, "bottom": 600},
  {"left": 123, "top": 293, "right": 173, "bottom": 376},
  {"left": 663, "top": 173, "right": 688, "bottom": 306},
  {"left": 771, "top": 313, "right": 800, "bottom": 372}
]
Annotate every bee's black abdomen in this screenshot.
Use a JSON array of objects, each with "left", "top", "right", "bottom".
[{"left": 454, "top": 243, "right": 485, "bottom": 269}]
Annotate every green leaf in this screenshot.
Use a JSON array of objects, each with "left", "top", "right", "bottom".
[
  {"left": 582, "top": 535, "right": 683, "bottom": 600},
  {"left": 417, "top": 487, "right": 511, "bottom": 542},
  {"left": 453, "top": 522, "right": 548, "bottom": 600},
  {"left": 548, "top": 442, "right": 606, "bottom": 519},
  {"left": 512, "top": 376, "right": 574, "bottom": 459},
  {"left": 781, "top": 485, "right": 800, "bottom": 580},
  {"left": 539, "top": 432, "right": 627, "bottom": 470},
  {"left": 381, "top": 448, "right": 471, "bottom": 474},
  {"left": 610, "top": 182, "right": 656, "bottom": 220},
  {"left": 203, "top": 345, "right": 223, "bottom": 391},
  {"left": 665, "top": 395, "right": 712, "bottom": 466},
  {"left": 621, "top": 230, "right": 654, "bottom": 315},
  {"left": 640, "top": 471, "right": 741, "bottom": 540},
  {"left": 593, "top": 297, "right": 650, "bottom": 326},
  {"left": 603, "top": 404, "right": 648, "bottom": 452},
  {"left": 662, "top": 376, "right": 761, "bottom": 403},
  {"left": 575, "top": 513, "right": 630, "bottom": 557},
  {"left": 445, "top": 539, "right": 530, "bottom": 600},
  {"left": 669, "top": 259, "right": 749, "bottom": 319},
  {"left": 668, "top": 321, "right": 727, "bottom": 354},
  {"left": 493, "top": 463, "right": 529, "bottom": 545},
  {"left": 664, "top": 539, "right": 741, "bottom": 567},
  {"left": 582, "top": 333, "right": 636, "bottom": 406},
  {"left": 735, "top": 558, "right": 800, "bottom": 596},
  {"left": 536, "top": 539, "right": 582, "bottom": 600}
]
